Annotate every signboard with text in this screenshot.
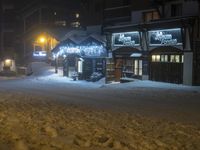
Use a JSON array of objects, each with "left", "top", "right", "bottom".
[
  {"left": 149, "top": 28, "right": 182, "bottom": 46},
  {"left": 113, "top": 32, "right": 140, "bottom": 47}
]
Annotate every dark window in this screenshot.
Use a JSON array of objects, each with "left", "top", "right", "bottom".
[
  {"left": 4, "top": 32, "right": 14, "bottom": 47},
  {"left": 123, "top": 0, "right": 131, "bottom": 5},
  {"left": 171, "top": 4, "right": 182, "bottom": 17},
  {"left": 95, "top": 2, "right": 102, "bottom": 12}
]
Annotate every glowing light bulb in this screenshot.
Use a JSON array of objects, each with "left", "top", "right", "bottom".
[{"left": 40, "top": 37, "right": 45, "bottom": 43}]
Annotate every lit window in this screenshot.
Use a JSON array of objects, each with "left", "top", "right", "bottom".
[
  {"left": 152, "top": 55, "right": 160, "bottom": 62},
  {"left": 55, "top": 21, "right": 66, "bottom": 26},
  {"left": 175, "top": 55, "right": 180, "bottom": 62},
  {"left": 152, "top": 55, "right": 156, "bottom": 62},
  {"left": 156, "top": 55, "right": 160, "bottom": 62},
  {"left": 134, "top": 60, "right": 143, "bottom": 76},
  {"left": 181, "top": 55, "right": 184, "bottom": 63},
  {"left": 75, "top": 13, "right": 80, "bottom": 18},
  {"left": 161, "top": 55, "right": 168, "bottom": 62},
  {"left": 134, "top": 60, "right": 138, "bottom": 74},
  {"left": 78, "top": 60, "right": 83, "bottom": 73},
  {"left": 71, "top": 21, "right": 80, "bottom": 28},
  {"left": 143, "top": 10, "right": 160, "bottom": 22},
  {"left": 139, "top": 60, "right": 142, "bottom": 75},
  {"left": 165, "top": 55, "right": 168, "bottom": 62},
  {"left": 170, "top": 55, "right": 180, "bottom": 63}
]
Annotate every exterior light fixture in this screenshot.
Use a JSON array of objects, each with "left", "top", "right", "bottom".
[
  {"left": 39, "top": 37, "right": 46, "bottom": 43},
  {"left": 4, "top": 59, "right": 12, "bottom": 67},
  {"left": 75, "top": 13, "right": 79, "bottom": 18}
]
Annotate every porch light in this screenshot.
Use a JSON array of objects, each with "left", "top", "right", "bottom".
[{"left": 4, "top": 59, "right": 12, "bottom": 67}]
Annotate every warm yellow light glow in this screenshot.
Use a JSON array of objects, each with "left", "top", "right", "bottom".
[
  {"left": 39, "top": 37, "right": 46, "bottom": 43},
  {"left": 4, "top": 59, "right": 12, "bottom": 67}
]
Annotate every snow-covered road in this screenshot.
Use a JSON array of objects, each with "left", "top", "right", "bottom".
[
  {"left": 0, "top": 62, "right": 200, "bottom": 125},
  {"left": 0, "top": 62, "right": 200, "bottom": 150}
]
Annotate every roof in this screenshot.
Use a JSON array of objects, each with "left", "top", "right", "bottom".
[
  {"left": 103, "top": 16, "right": 198, "bottom": 33},
  {"left": 51, "top": 33, "right": 106, "bottom": 53},
  {"left": 46, "top": 27, "right": 71, "bottom": 41}
]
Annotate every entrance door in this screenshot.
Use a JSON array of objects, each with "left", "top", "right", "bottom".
[
  {"left": 115, "top": 59, "right": 123, "bottom": 81},
  {"left": 134, "top": 60, "right": 142, "bottom": 76},
  {"left": 67, "top": 56, "right": 76, "bottom": 77},
  {"left": 115, "top": 58, "right": 143, "bottom": 81},
  {"left": 150, "top": 54, "right": 183, "bottom": 84}
]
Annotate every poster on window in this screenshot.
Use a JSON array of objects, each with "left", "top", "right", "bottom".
[
  {"left": 113, "top": 32, "right": 140, "bottom": 47},
  {"left": 149, "top": 28, "right": 182, "bottom": 46}
]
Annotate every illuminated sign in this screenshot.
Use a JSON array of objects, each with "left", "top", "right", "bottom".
[
  {"left": 60, "top": 47, "right": 81, "bottom": 54},
  {"left": 58, "top": 42, "right": 106, "bottom": 57},
  {"left": 149, "top": 28, "right": 182, "bottom": 46},
  {"left": 113, "top": 32, "right": 140, "bottom": 47},
  {"left": 33, "top": 51, "right": 47, "bottom": 57}
]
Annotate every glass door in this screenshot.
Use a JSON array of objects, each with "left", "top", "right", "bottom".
[{"left": 134, "top": 60, "right": 142, "bottom": 76}]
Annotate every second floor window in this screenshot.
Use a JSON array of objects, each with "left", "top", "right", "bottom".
[
  {"left": 171, "top": 4, "right": 182, "bottom": 17},
  {"left": 143, "top": 11, "right": 160, "bottom": 22}
]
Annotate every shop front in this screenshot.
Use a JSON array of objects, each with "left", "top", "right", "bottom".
[
  {"left": 106, "top": 31, "right": 148, "bottom": 83},
  {"left": 148, "top": 28, "right": 184, "bottom": 84},
  {"left": 104, "top": 16, "right": 198, "bottom": 85},
  {"left": 149, "top": 47, "right": 184, "bottom": 84},
  {"left": 52, "top": 36, "right": 107, "bottom": 80},
  {"left": 113, "top": 47, "right": 144, "bottom": 82}
]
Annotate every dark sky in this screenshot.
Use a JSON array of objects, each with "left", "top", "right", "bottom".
[{"left": 9, "top": 0, "right": 82, "bottom": 10}]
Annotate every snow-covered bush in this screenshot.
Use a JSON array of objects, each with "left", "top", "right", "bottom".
[
  {"left": 71, "top": 71, "right": 78, "bottom": 81},
  {"left": 90, "top": 72, "right": 103, "bottom": 82}
]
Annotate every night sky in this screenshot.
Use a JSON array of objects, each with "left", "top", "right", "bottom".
[{"left": 9, "top": 0, "right": 82, "bottom": 10}]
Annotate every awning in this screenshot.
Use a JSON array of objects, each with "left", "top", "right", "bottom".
[{"left": 130, "top": 53, "right": 142, "bottom": 57}]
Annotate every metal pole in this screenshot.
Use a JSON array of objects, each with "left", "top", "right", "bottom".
[{"left": 55, "top": 57, "right": 58, "bottom": 73}]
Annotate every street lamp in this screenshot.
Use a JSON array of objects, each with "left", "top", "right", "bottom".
[{"left": 39, "top": 37, "right": 46, "bottom": 43}]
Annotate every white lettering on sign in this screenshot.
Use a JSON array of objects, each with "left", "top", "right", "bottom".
[
  {"left": 113, "top": 32, "right": 140, "bottom": 47},
  {"left": 154, "top": 31, "right": 177, "bottom": 45},
  {"left": 118, "top": 34, "right": 136, "bottom": 46}
]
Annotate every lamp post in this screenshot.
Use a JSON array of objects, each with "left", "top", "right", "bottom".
[
  {"left": 38, "top": 36, "right": 46, "bottom": 51},
  {"left": 55, "top": 56, "right": 58, "bottom": 73}
]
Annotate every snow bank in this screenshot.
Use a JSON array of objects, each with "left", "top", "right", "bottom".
[{"left": 0, "top": 93, "right": 200, "bottom": 150}]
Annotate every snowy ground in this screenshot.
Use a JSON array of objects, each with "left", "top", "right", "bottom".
[{"left": 0, "top": 62, "right": 200, "bottom": 150}]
